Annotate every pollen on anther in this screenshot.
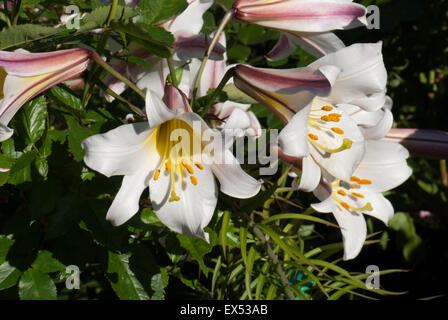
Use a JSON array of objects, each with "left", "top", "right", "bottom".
[
  {"left": 190, "top": 176, "right": 198, "bottom": 186},
  {"left": 182, "top": 161, "right": 194, "bottom": 174},
  {"left": 194, "top": 162, "right": 204, "bottom": 170},
  {"left": 320, "top": 115, "right": 330, "bottom": 122},
  {"left": 359, "top": 179, "right": 372, "bottom": 185},
  {"left": 350, "top": 176, "right": 361, "bottom": 183},
  {"left": 351, "top": 192, "right": 365, "bottom": 198},
  {"left": 337, "top": 189, "right": 347, "bottom": 196},
  {"left": 154, "top": 169, "right": 160, "bottom": 181},
  {"left": 308, "top": 133, "right": 318, "bottom": 140},
  {"left": 350, "top": 183, "right": 356, "bottom": 189},
  {"left": 331, "top": 127, "right": 344, "bottom": 134},
  {"left": 321, "top": 105, "right": 333, "bottom": 111},
  {"left": 165, "top": 161, "right": 171, "bottom": 171},
  {"left": 340, "top": 201, "right": 350, "bottom": 210}
]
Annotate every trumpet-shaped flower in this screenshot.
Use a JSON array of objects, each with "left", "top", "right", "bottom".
[
  {"left": 0, "top": 48, "right": 90, "bottom": 142},
  {"left": 82, "top": 87, "right": 261, "bottom": 241},
  {"left": 311, "top": 140, "right": 412, "bottom": 260},
  {"left": 234, "top": 43, "right": 387, "bottom": 185},
  {"left": 189, "top": 32, "right": 262, "bottom": 138}
]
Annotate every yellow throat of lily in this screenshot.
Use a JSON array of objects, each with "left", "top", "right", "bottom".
[
  {"left": 149, "top": 118, "right": 205, "bottom": 202},
  {"left": 331, "top": 179, "right": 373, "bottom": 212},
  {"left": 307, "top": 104, "right": 353, "bottom": 153}
]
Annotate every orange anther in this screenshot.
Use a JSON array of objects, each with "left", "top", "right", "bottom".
[
  {"left": 340, "top": 201, "right": 350, "bottom": 210},
  {"left": 195, "top": 162, "right": 204, "bottom": 170},
  {"left": 321, "top": 105, "right": 333, "bottom": 111},
  {"left": 154, "top": 169, "right": 160, "bottom": 181},
  {"left": 165, "top": 161, "right": 171, "bottom": 171},
  {"left": 331, "top": 127, "right": 344, "bottom": 134},
  {"left": 350, "top": 176, "right": 361, "bottom": 183},
  {"left": 351, "top": 192, "right": 365, "bottom": 198},
  {"left": 190, "top": 176, "right": 198, "bottom": 186},
  {"left": 337, "top": 189, "right": 347, "bottom": 196},
  {"left": 320, "top": 115, "right": 330, "bottom": 122},
  {"left": 182, "top": 160, "right": 194, "bottom": 174},
  {"left": 359, "top": 179, "right": 372, "bottom": 185},
  {"left": 308, "top": 133, "right": 319, "bottom": 140}
]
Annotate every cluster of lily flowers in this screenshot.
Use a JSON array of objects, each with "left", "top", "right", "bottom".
[{"left": 1, "top": 0, "right": 447, "bottom": 260}]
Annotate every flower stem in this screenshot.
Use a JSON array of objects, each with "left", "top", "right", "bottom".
[
  {"left": 440, "top": 160, "right": 447, "bottom": 186},
  {"left": 191, "top": 9, "right": 234, "bottom": 107},
  {"left": 200, "top": 67, "right": 235, "bottom": 117},
  {"left": 91, "top": 51, "right": 146, "bottom": 100},
  {"left": 91, "top": 76, "right": 146, "bottom": 118},
  {"left": 106, "top": 0, "right": 118, "bottom": 27},
  {"left": 11, "top": 0, "right": 21, "bottom": 25},
  {"left": 167, "top": 56, "right": 178, "bottom": 87}
]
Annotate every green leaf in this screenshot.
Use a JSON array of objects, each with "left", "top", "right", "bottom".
[
  {"left": 106, "top": 246, "right": 165, "bottom": 300},
  {"left": 261, "top": 213, "right": 339, "bottom": 228},
  {"left": 110, "top": 22, "right": 172, "bottom": 57},
  {"left": 50, "top": 86, "right": 84, "bottom": 115},
  {"left": 79, "top": 5, "right": 138, "bottom": 32},
  {"left": 31, "top": 251, "right": 65, "bottom": 274},
  {"left": 177, "top": 233, "right": 215, "bottom": 276},
  {"left": 18, "top": 268, "right": 57, "bottom": 300},
  {"left": 65, "top": 116, "right": 93, "bottom": 162},
  {"left": 8, "top": 151, "right": 37, "bottom": 185},
  {"left": 0, "top": 24, "right": 63, "bottom": 50},
  {"left": 0, "top": 236, "right": 14, "bottom": 264},
  {"left": 19, "top": 96, "right": 47, "bottom": 144},
  {"left": 140, "top": 208, "right": 163, "bottom": 227},
  {"left": 0, "top": 261, "right": 22, "bottom": 290},
  {"left": 134, "top": 0, "right": 188, "bottom": 25}
]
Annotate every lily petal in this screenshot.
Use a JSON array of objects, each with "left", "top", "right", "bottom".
[
  {"left": 296, "top": 155, "right": 321, "bottom": 192},
  {"left": 211, "top": 149, "right": 261, "bottom": 199},
  {"left": 234, "top": 64, "right": 338, "bottom": 122},
  {"left": 309, "top": 42, "right": 387, "bottom": 111},
  {"left": 332, "top": 206, "right": 367, "bottom": 260},
  {"left": 106, "top": 169, "right": 150, "bottom": 226},
  {"left": 145, "top": 90, "right": 177, "bottom": 128},
  {"left": 353, "top": 140, "right": 412, "bottom": 193},
  {"left": 82, "top": 122, "right": 157, "bottom": 177},
  {"left": 163, "top": 0, "right": 214, "bottom": 37},
  {"left": 267, "top": 32, "right": 345, "bottom": 61},
  {"left": 278, "top": 104, "right": 311, "bottom": 157},
  {"left": 362, "top": 192, "right": 394, "bottom": 225},
  {"left": 150, "top": 161, "right": 217, "bottom": 242}
]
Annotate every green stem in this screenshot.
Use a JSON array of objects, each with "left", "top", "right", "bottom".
[
  {"left": 92, "top": 76, "right": 146, "bottom": 118},
  {"left": 11, "top": 0, "right": 21, "bottom": 25},
  {"left": 106, "top": 0, "right": 118, "bottom": 27},
  {"left": 440, "top": 160, "right": 447, "bottom": 186},
  {"left": 191, "top": 9, "right": 234, "bottom": 107},
  {"left": 200, "top": 67, "right": 235, "bottom": 117},
  {"left": 91, "top": 51, "right": 146, "bottom": 100},
  {"left": 167, "top": 56, "right": 178, "bottom": 87}
]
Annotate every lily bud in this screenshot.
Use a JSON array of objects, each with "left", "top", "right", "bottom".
[
  {"left": 383, "top": 128, "right": 448, "bottom": 159},
  {"left": 233, "top": 0, "right": 367, "bottom": 33},
  {"left": 0, "top": 48, "right": 91, "bottom": 141}
]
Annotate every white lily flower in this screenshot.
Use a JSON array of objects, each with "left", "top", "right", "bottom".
[
  {"left": 189, "top": 32, "right": 262, "bottom": 138},
  {"left": 311, "top": 140, "right": 412, "bottom": 260},
  {"left": 82, "top": 87, "right": 261, "bottom": 241},
  {"left": 103, "top": 0, "right": 222, "bottom": 101}
]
